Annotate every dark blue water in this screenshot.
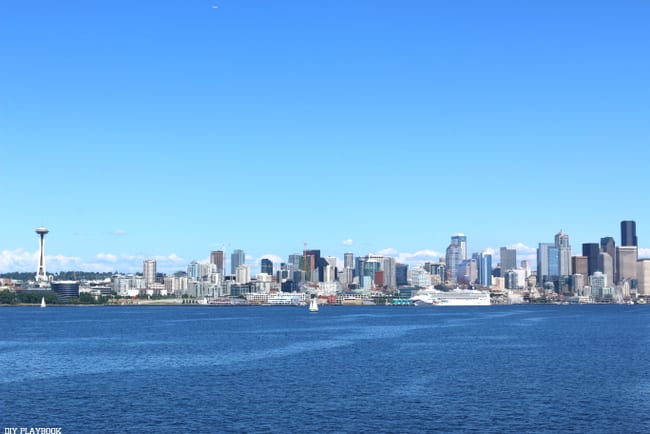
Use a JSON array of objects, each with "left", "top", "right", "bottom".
[{"left": 1, "top": 305, "right": 649, "bottom": 433}]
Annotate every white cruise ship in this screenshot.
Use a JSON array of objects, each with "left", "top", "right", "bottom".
[{"left": 410, "top": 287, "right": 491, "bottom": 306}]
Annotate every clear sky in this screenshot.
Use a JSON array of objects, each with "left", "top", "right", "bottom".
[{"left": 1, "top": 0, "right": 649, "bottom": 274}]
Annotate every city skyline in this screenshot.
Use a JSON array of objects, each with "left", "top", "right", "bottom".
[
  {"left": 0, "top": 221, "right": 648, "bottom": 276},
  {"left": 2, "top": 1, "right": 649, "bottom": 274}
]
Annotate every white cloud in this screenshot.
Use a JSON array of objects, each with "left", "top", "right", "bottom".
[
  {"left": 0, "top": 249, "right": 37, "bottom": 272},
  {"left": 371, "top": 248, "right": 444, "bottom": 266},
  {"left": 342, "top": 239, "right": 353, "bottom": 246},
  {"left": 638, "top": 248, "right": 650, "bottom": 259},
  {"left": 96, "top": 253, "right": 118, "bottom": 262},
  {"left": 377, "top": 247, "right": 398, "bottom": 256},
  {"left": 112, "top": 229, "right": 127, "bottom": 236}
]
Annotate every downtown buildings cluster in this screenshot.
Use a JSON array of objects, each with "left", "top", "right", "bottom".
[
  {"left": 3, "top": 220, "right": 648, "bottom": 304},
  {"left": 109, "top": 219, "right": 648, "bottom": 304}
]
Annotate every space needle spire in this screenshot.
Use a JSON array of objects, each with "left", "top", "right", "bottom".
[{"left": 35, "top": 226, "right": 50, "bottom": 287}]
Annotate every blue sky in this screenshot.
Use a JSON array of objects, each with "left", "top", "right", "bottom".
[{"left": 1, "top": 1, "right": 649, "bottom": 274}]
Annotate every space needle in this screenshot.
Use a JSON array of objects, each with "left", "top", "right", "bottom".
[{"left": 35, "top": 226, "right": 50, "bottom": 287}]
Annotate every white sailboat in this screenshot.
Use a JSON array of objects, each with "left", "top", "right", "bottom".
[
  {"left": 309, "top": 297, "right": 319, "bottom": 313},
  {"left": 40, "top": 297, "right": 46, "bottom": 308}
]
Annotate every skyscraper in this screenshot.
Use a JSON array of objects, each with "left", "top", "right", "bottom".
[
  {"left": 499, "top": 247, "right": 517, "bottom": 274},
  {"left": 600, "top": 237, "right": 616, "bottom": 283},
  {"left": 210, "top": 250, "right": 224, "bottom": 275},
  {"left": 582, "top": 243, "right": 600, "bottom": 276},
  {"left": 478, "top": 250, "right": 492, "bottom": 287},
  {"left": 537, "top": 242, "right": 554, "bottom": 283},
  {"left": 621, "top": 220, "right": 637, "bottom": 247},
  {"left": 445, "top": 243, "right": 462, "bottom": 285},
  {"left": 571, "top": 256, "right": 588, "bottom": 277},
  {"left": 261, "top": 258, "right": 273, "bottom": 276},
  {"left": 231, "top": 249, "right": 245, "bottom": 274},
  {"left": 450, "top": 234, "right": 467, "bottom": 260},
  {"left": 555, "top": 230, "right": 571, "bottom": 277},
  {"left": 143, "top": 259, "right": 157, "bottom": 287},
  {"left": 616, "top": 245, "right": 638, "bottom": 283},
  {"left": 344, "top": 252, "right": 355, "bottom": 270}
]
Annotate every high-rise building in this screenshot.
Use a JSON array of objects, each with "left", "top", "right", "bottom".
[
  {"left": 344, "top": 252, "right": 354, "bottom": 269},
  {"left": 187, "top": 261, "right": 201, "bottom": 281},
  {"left": 478, "top": 251, "right": 492, "bottom": 287},
  {"left": 288, "top": 254, "right": 302, "bottom": 274},
  {"left": 571, "top": 256, "right": 588, "bottom": 277},
  {"left": 451, "top": 234, "right": 467, "bottom": 260},
  {"left": 537, "top": 242, "right": 555, "bottom": 283},
  {"left": 261, "top": 258, "right": 273, "bottom": 276},
  {"left": 616, "top": 246, "right": 638, "bottom": 283},
  {"left": 231, "top": 249, "right": 245, "bottom": 274},
  {"left": 637, "top": 259, "right": 650, "bottom": 296},
  {"left": 555, "top": 231, "right": 571, "bottom": 277},
  {"left": 143, "top": 259, "right": 157, "bottom": 287},
  {"left": 357, "top": 254, "right": 383, "bottom": 288},
  {"left": 582, "top": 243, "right": 600, "bottom": 276},
  {"left": 499, "top": 247, "right": 517, "bottom": 274},
  {"left": 445, "top": 243, "right": 462, "bottom": 285},
  {"left": 235, "top": 264, "right": 250, "bottom": 284},
  {"left": 210, "top": 250, "right": 225, "bottom": 275},
  {"left": 598, "top": 252, "right": 614, "bottom": 288},
  {"left": 600, "top": 237, "right": 616, "bottom": 283},
  {"left": 303, "top": 249, "right": 321, "bottom": 282},
  {"left": 396, "top": 263, "right": 408, "bottom": 286},
  {"left": 621, "top": 220, "right": 638, "bottom": 247}
]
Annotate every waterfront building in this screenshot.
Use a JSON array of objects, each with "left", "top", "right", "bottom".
[
  {"left": 261, "top": 258, "right": 273, "bottom": 276},
  {"left": 590, "top": 271, "right": 608, "bottom": 300},
  {"left": 582, "top": 243, "right": 600, "bottom": 277},
  {"left": 408, "top": 266, "right": 431, "bottom": 288},
  {"left": 51, "top": 281, "right": 80, "bottom": 301},
  {"left": 504, "top": 269, "right": 526, "bottom": 290},
  {"left": 571, "top": 274, "right": 586, "bottom": 295},
  {"left": 621, "top": 220, "right": 637, "bottom": 247},
  {"left": 499, "top": 247, "right": 517, "bottom": 274},
  {"left": 231, "top": 249, "right": 246, "bottom": 275},
  {"left": 616, "top": 246, "right": 638, "bottom": 283},
  {"left": 143, "top": 259, "right": 156, "bottom": 287}
]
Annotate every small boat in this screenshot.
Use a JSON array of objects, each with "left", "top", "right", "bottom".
[
  {"left": 40, "top": 297, "right": 46, "bottom": 308},
  {"left": 309, "top": 297, "right": 319, "bottom": 313}
]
